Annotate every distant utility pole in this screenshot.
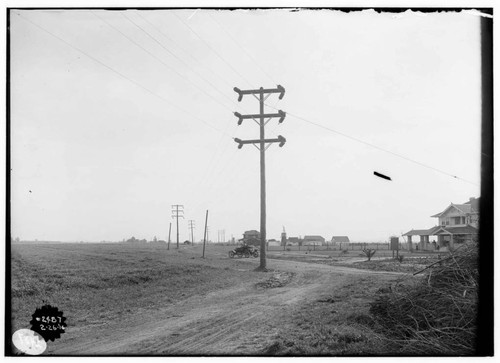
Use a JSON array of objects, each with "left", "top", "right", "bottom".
[
  {"left": 167, "top": 222, "right": 172, "bottom": 250},
  {"left": 171, "top": 205, "right": 184, "bottom": 249},
  {"left": 188, "top": 220, "right": 195, "bottom": 245},
  {"left": 233, "top": 85, "right": 286, "bottom": 271},
  {"left": 202, "top": 210, "right": 208, "bottom": 258}
]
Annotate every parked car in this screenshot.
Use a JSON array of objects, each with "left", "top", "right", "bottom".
[{"left": 228, "top": 244, "right": 259, "bottom": 258}]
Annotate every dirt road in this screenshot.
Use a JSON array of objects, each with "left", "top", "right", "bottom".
[{"left": 55, "top": 256, "right": 404, "bottom": 355}]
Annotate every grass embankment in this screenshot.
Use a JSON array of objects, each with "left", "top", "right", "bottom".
[
  {"left": 10, "top": 243, "right": 252, "bottom": 349},
  {"left": 263, "top": 275, "right": 394, "bottom": 355},
  {"left": 265, "top": 247, "right": 477, "bottom": 356}
]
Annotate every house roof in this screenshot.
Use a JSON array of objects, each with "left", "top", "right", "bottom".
[
  {"left": 403, "top": 225, "right": 448, "bottom": 236},
  {"left": 403, "top": 229, "right": 433, "bottom": 236},
  {"left": 434, "top": 225, "right": 479, "bottom": 235},
  {"left": 431, "top": 198, "right": 479, "bottom": 218},
  {"left": 303, "top": 235, "right": 325, "bottom": 240},
  {"left": 244, "top": 230, "right": 259, "bottom": 234},
  {"left": 331, "top": 236, "right": 350, "bottom": 242}
]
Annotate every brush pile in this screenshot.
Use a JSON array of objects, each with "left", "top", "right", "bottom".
[{"left": 369, "top": 242, "right": 478, "bottom": 355}]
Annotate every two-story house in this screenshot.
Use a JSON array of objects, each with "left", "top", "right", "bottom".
[
  {"left": 403, "top": 197, "right": 479, "bottom": 250},
  {"left": 239, "top": 230, "right": 261, "bottom": 246}
]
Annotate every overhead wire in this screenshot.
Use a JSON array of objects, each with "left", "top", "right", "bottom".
[
  {"left": 123, "top": 11, "right": 246, "bottom": 112},
  {"left": 206, "top": 14, "right": 285, "bottom": 139},
  {"left": 135, "top": 11, "right": 235, "bottom": 90},
  {"left": 91, "top": 10, "right": 242, "bottom": 196},
  {"left": 264, "top": 103, "right": 480, "bottom": 186},
  {"left": 122, "top": 10, "right": 262, "bottom": 195},
  {"left": 206, "top": 12, "right": 478, "bottom": 187},
  {"left": 172, "top": 11, "right": 255, "bottom": 89},
  {"left": 91, "top": 11, "right": 236, "bottom": 116},
  {"left": 15, "top": 12, "right": 228, "bottom": 136},
  {"left": 208, "top": 13, "right": 276, "bottom": 87}
]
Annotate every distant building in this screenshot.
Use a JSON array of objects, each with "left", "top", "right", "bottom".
[
  {"left": 267, "top": 239, "right": 280, "bottom": 247},
  {"left": 331, "top": 236, "right": 350, "bottom": 244},
  {"left": 287, "top": 237, "right": 302, "bottom": 246},
  {"left": 403, "top": 197, "right": 479, "bottom": 250},
  {"left": 239, "top": 230, "right": 261, "bottom": 246},
  {"left": 243, "top": 230, "right": 260, "bottom": 240},
  {"left": 303, "top": 235, "right": 325, "bottom": 246}
]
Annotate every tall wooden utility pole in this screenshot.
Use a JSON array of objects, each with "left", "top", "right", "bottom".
[
  {"left": 167, "top": 222, "right": 171, "bottom": 250},
  {"left": 188, "top": 220, "right": 195, "bottom": 245},
  {"left": 171, "top": 205, "right": 184, "bottom": 249},
  {"left": 233, "top": 85, "right": 286, "bottom": 270},
  {"left": 202, "top": 210, "right": 208, "bottom": 258}
]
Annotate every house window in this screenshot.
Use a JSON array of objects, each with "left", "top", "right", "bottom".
[{"left": 454, "top": 217, "right": 461, "bottom": 225}]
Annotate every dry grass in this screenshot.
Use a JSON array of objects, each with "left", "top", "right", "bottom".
[
  {"left": 10, "top": 243, "right": 253, "bottom": 341},
  {"left": 262, "top": 276, "right": 394, "bottom": 356},
  {"left": 369, "top": 242, "right": 478, "bottom": 355}
]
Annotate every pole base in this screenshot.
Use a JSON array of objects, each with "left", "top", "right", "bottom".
[{"left": 254, "top": 266, "right": 269, "bottom": 272}]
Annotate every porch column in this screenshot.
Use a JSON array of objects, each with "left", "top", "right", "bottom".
[
  {"left": 408, "top": 235, "right": 412, "bottom": 251},
  {"left": 450, "top": 234, "right": 454, "bottom": 249},
  {"left": 419, "top": 235, "right": 424, "bottom": 250}
]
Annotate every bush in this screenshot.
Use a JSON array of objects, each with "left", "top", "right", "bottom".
[
  {"left": 362, "top": 249, "right": 376, "bottom": 261},
  {"left": 369, "top": 242, "right": 478, "bottom": 355}
]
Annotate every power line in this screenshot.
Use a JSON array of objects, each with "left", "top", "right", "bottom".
[
  {"left": 172, "top": 12, "right": 255, "bottom": 89},
  {"left": 92, "top": 11, "right": 236, "bottom": 116},
  {"left": 15, "top": 12, "right": 227, "bottom": 136},
  {"left": 121, "top": 12, "right": 241, "bottom": 112},
  {"left": 91, "top": 12, "right": 245, "bottom": 213},
  {"left": 119, "top": 11, "right": 250, "bottom": 197},
  {"left": 208, "top": 13, "right": 277, "bottom": 86},
  {"left": 264, "top": 103, "right": 479, "bottom": 186},
  {"left": 135, "top": 11, "right": 235, "bottom": 90}
]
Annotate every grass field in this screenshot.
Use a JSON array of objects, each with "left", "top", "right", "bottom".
[
  {"left": 10, "top": 243, "right": 260, "bottom": 354},
  {"left": 9, "top": 242, "right": 446, "bottom": 356}
]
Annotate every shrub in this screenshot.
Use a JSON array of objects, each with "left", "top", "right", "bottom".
[
  {"left": 369, "top": 242, "right": 478, "bottom": 355},
  {"left": 362, "top": 249, "right": 376, "bottom": 261}
]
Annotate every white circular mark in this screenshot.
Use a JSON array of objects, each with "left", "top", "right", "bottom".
[{"left": 12, "top": 329, "right": 47, "bottom": 355}]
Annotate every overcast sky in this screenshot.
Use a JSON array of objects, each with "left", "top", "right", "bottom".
[{"left": 10, "top": 8, "right": 482, "bottom": 242}]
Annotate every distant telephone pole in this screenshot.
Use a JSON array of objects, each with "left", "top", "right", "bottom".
[
  {"left": 202, "top": 210, "right": 208, "bottom": 258},
  {"left": 233, "top": 85, "right": 286, "bottom": 271},
  {"left": 188, "top": 220, "right": 195, "bottom": 245},
  {"left": 171, "top": 205, "right": 184, "bottom": 249},
  {"left": 167, "top": 222, "right": 172, "bottom": 250}
]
